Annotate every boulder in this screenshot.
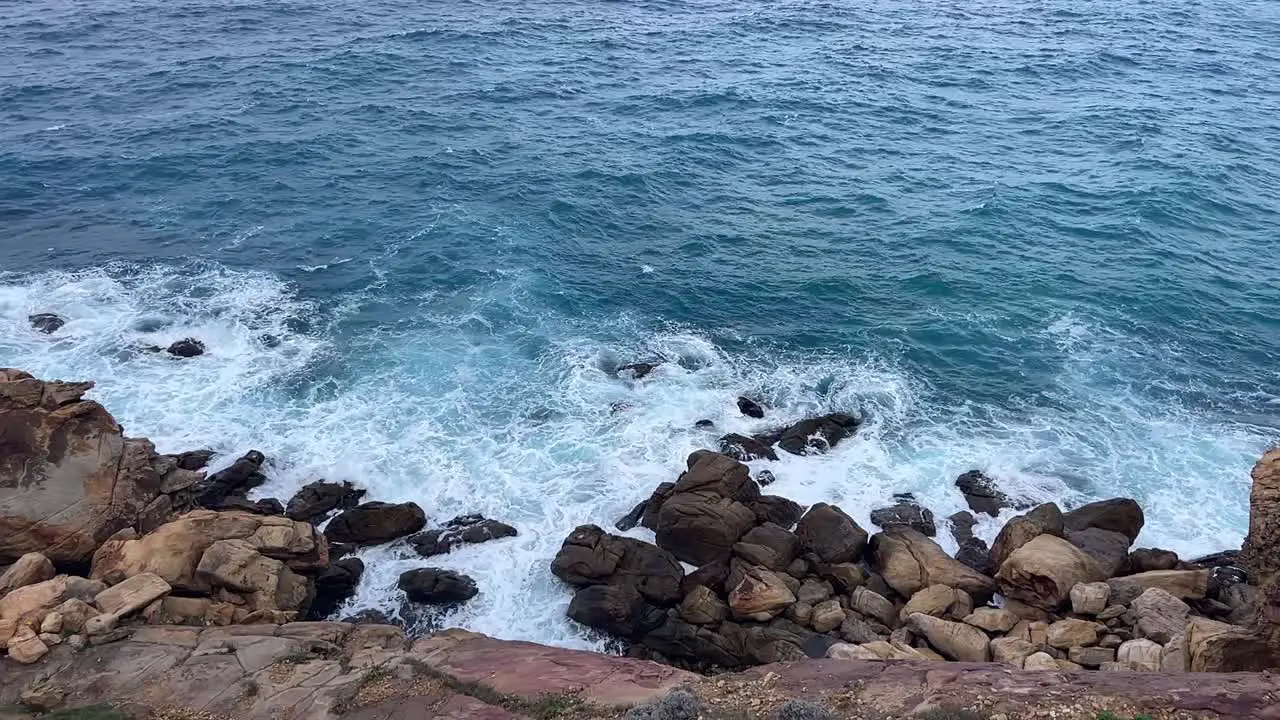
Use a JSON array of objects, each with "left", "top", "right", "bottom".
[
  {"left": 718, "top": 434, "right": 778, "bottom": 462},
  {"left": 51, "top": 598, "right": 99, "bottom": 633},
  {"left": 284, "top": 480, "right": 365, "bottom": 523},
  {"left": 728, "top": 566, "right": 796, "bottom": 620},
  {"left": 568, "top": 584, "right": 661, "bottom": 637},
  {"left": 167, "top": 338, "right": 206, "bottom": 357},
  {"left": 826, "top": 642, "right": 881, "bottom": 660},
  {"left": 1106, "top": 569, "right": 1209, "bottom": 606},
  {"left": 900, "top": 584, "right": 972, "bottom": 622},
  {"left": 0, "top": 373, "right": 165, "bottom": 564},
  {"left": 954, "top": 470, "right": 1015, "bottom": 517},
  {"left": 851, "top": 586, "right": 897, "bottom": 628},
  {"left": 1185, "top": 616, "right": 1278, "bottom": 672},
  {"left": 796, "top": 577, "right": 834, "bottom": 605},
  {"left": 551, "top": 525, "right": 684, "bottom": 606},
  {"left": 6, "top": 625, "right": 48, "bottom": 663},
  {"left": 0, "top": 575, "right": 104, "bottom": 632},
  {"left": 324, "top": 501, "right": 426, "bottom": 545},
  {"left": 839, "top": 615, "right": 882, "bottom": 644},
  {"left": 872, "top": 528, "right": 996, "bottom": 600},
  {"left": 682, "top": 559, "right": 730, "bottom": 596},
  {"left": 996, "top": 534, "right": 1105, "bottom": 610},
  {"left": 196, "top": 539, "right": 310, "bottom": 612},
  {"left": 398, "top": 568, "right": 479, "bottom": 604},
  {"left": 1243, "top": 449, "right": 1280, "bottom": 652},
  {"left": 1063, "top": 498, "right": 1144, "bottom": 542},
  {"left": 810, "top": 599, "right": 845, "bottom": 633},
  {"left": 736, "top": 397, "right": 765, "bottom": 419},
  {"left": 1065, "top": 527, "right": 1132, "bottom": 578},
  {"left": 656, "top": 494, "right": 756, "bottom": 566},
  {"left": 1022, "top": 652, "right": 1059, "bottom": 671},
  {"left": 1117, "top": 638, "right": 1163, "bottom": 672},
  {"left": 749, "top": 496, "right": 804, "bottom": 529},
  {"left": 309, "top": 557, "right": 364, "bottom": 620},
  {"left": 28, "top": 313, "right": 65, "bottom": 334},
  {"left": 1046, "top": 618, "right": 1099, "bottom": 649},
  {"left": 1130, "top": 587, "right": 1190, "bottom": 644},
  {"left": 410, "top": 515, "right": 517, "bottom": 558},
  {"left": 0, "top": 552, "right": 55, "bottom": 596},
  {"left": 989, "top": 503, "right": 1064, "bottom": 570},
  {"left": 1128, "top": 548, "right": 1180, "bottom": 574},
  {"left": 94, "top": 572, "right": 171, "bottom": 616},
  {"left": 680, "top": 585, "right": 728, "bottom": 625},
  {"left": 640, "top": 615, "right": 744, "bottom": 668},
  {"left": 963, "top": 607, "right": 1018, "bottom": 633},
  {"left": 176, "top": 449, "right": 215, "bottom": 471},
  {"left": 1069, "top": 582, "right": 1111, "bottom": 615},
  {"left": 676, "top": 452, "right": 761, "bottom": 502},
  {"left": 733, "top": 523, "right": 801, "bottom": 572},
  {"left": 948, "top": 511, "right": 990, "bottom": 573},
  {"left": 772, "top": 413, "right": 860, "bottom": 455},
  {"left": 906, "top": 613, "right": 990, "bottom": 662},
  {"left": 638, "top": 482, "right": 676, "bottom": 531},
  {"left": 870, "top": 502, "right": 936, "bottom": 537},
  {"left": 990, "top": 637, "right": 1037, "bottom": 668},
  {"left": 816, "top": 562, "right": 865, "bottom": 593},
  {"left": 617, "top": 362, "right": 658, "bottom": 379},
  {"left": 1069, "top": 646, "right": 1116, "bottom": 668}
]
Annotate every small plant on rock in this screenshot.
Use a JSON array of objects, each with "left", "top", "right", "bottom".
[
  {"left": 625, "top": 689, "right": 702, "bottom": 720},
  {"left": 770, "top": 699, "right": 836, "bottom": 720}
]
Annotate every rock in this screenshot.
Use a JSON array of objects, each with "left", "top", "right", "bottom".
[
  {"left": 677, "top": 452, "right": 762, "bottom": 502},
  {"left": 851, "top": 586, "right": 897, "bottom": 627},
  {"left": 1117, "top": 638, "right": 1162, "bottom": 671},
  {"left": 728, "top": 566, "right": 796, "bottom": 620},
  {"left": 324, "top": 501, "right": 426, "bottom": 545},
  {"left": 551, "top": 525, "right": 684, "bottom": 606},
  {"left": 1097, "top": 604, "right": 1127, "bottom": 621},
  {"left": 6, "top": 625, "right": 48, "bottom": 663},
  {"left": 191, "top": 450, "right": 268, "bottom": 508},
  {"left": 1244, "top": 449, "right": 1280, "bottom": 652},
  {"left": 826, "top": 642, "right": 881, "bottom": 660},
  {"left": 1185, "top": 616, "right": 1278, "bottom": 672},
  {"left": 617, "top": 362, "right": 658, "bottom": 379},
  {"left": 28, "top": 313, "right": 65, "bottom": 334},
  {"left": 870, "top": 502, "right": 936, "bottom": 537},
  {"left": 990, "top": 637, "right": 1037, "bottom": 668},
  {"left": 718, "top": 433, "right": 779, "bottom": 462},
  {"left": 0, "top": 575, "right": 103, "bottom": 637},
  {"left": 614, "top": 500, "right": 648, "bottom": 532},
  {"left": 839, "top": 615, "right": 881, "bottom": 644},
  {"left": 996, "top": 533, "right": 1105, "bottom": 610},
  {"left": 810, "top": 599, "right": 845, "bottom": 633},
  {"left": 196, "top": 539, "right": 310, "bottom": 612},
  {"left": 906, "top": 613, "right": 990, "bottom": 662},
  {"left": 773, "top": 412, "right": 860, "bottom": 455},
  {"left": 52, "top": 598, "right": 98, "bottom": 633},
  {"left": 1022, "top": 651, "right": 1059, "bottom": 670},
  {"left": 872, "top": 528, "right": 996, "bottom": 600},
  {"left": 682, "top": 558, "right": 730, "bottom": 596},
  {"left": 964, "top": 607, "right": 1018, "bottom": 633},
  {"left": 568, "top": 584, "right": 661, "bottom": 637},
  {"left": 411, "top": 515, "right": 517, "bottom": 558},
  {"left": 989, "top": 503, "right": 1064, "bottom": 570},
  {"left": 84, "top": 612, "right": 119, "bottom": 635},
  {"left": 695, "top": 419, "right": 715, "bottom": 429},
  {"left": 786, "top": 600, "right": 813, "bottom": 626},
  {"left": 399, "top": 568, "right": 479, "bottom": 604},
  {"left": 948, "top": 511, "right": 991, "bottom": 573},
  {"left": 755, "top": 469, "right": 777, "bottom": 487},
  {"left": 1046, "top": 619, "right": 1098, "bottom": 649},
  {"left": 955, "top": 470, "right": 1015, "bottom": 517},
  {"left": 1129, "top": 548, "right": 1180, "bottom": 573},
  {"left": 167, "top": 338, "right": 206, "bottom": 357},
  {"left": 1063, "top": 498, "right": 1144, "bottom": 543},
  {"left": 640, "top": 615, "right": 744, "bottom": 667},
  {"left": 737, "top": 397, "right": 765, "bottom": 418},
  {"left": 900, "top": 584, "right": 972, "bottom": 622},
  {"left": 680, "top": 585, "right": 727, "bottom": 625},
  {"left": 733, "top": 523, "right": 801, "bottom": 571},
  {"left": 0, "top": 552, "right": 55, "bottom": 595},
  {"left": 1065, "top": 527, "right": 1132, "bottom": 578},
  {"left": 284, "top": 480, "right": 365, "bottom": 523},
  {"left": 1130, "top": 587, "right": 1191, "bottom": 644},
  {"left": 20, "top": 684, "right": 65, "bottom": 711},
  {"left": 749, "top": 496, "right": 804, "bottom": 529},
  {"left": 796, "top": 577, "right": 834, "bottom": 605},
  {"left": 1070, "top": 582, "right": 1111, "bottom": 615},
  {"left": 309, "top": 557, "right": 364, "bottom": 619},
  {"left": 0, "top": 374, "right": 165, "bottom": 564},
  {"left": 636, "top": 483, "right": 676, "bottom": 531},
  {"left": 176, "top": 449, "right": 215, "bottom": 471},
  {"left": 94, "top": 572, "right": 171, "bottom": 616},
  {"left": 816, "top": 562, "right": 865, "bottom": 593},
  {"left": 39, "top": 610, "right": 63, "bottom": 634},
  {"left": 1069, "top": 646, "right": 1116, "bottom": 668},
  {"left": 1106, "top": 569, "right": 1209, "bottom": 605},
  {"left": 656, "top": 494, "right": 756, "bottom": 566}
]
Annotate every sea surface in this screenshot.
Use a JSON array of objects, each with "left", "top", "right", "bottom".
[{"left": 2, "top": 0, "right": 1279, "bottom": 647}]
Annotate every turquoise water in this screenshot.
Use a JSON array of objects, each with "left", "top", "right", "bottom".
[{"left": 2, "top": 0, "right": 1278, "bottom": 645}]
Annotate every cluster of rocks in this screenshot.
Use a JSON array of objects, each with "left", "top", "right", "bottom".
[
  {"left": 26, "top": 312, "right": 208, "bottom": 357},
  {"left": 553, "top": 442, "right": 1279, "bottom": 674},
  {"left": 0, "top": 369, "right": 515, "bottom": 665}
]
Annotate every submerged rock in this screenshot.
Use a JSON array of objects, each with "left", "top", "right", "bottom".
[
  {"left": 955, "top": 470, "right": 1014, "bottom": 517},
  {"left": 409, "top": 514, "right": 517, "bottom": 557},
  {"left": 718, "top": 433, "right": 778, "bottom": 462},
  {"left": 617, "top": 362, "right": 659, "bottom": 379},
  {"left": 285, "top": 480, "right": 366, "bottom": 524},
  {"left": 191, "top": 450, "right": 268, "bottom": 509},
  {"left": 166, "top": 338, "right": 206, "bottom": 357},
  {"left": 773, "top": 412, "right": 860, "bottom": 455},
  {"left": 28, "top": 313, "right": 65, "bottom": 334},
  {"left": 736, "top": 396, "right": 765, "bottom": 418}
]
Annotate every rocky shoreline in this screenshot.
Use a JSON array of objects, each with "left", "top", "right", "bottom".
[{"left": 3, "top": 367, "right": 1280, "bottom": 717}]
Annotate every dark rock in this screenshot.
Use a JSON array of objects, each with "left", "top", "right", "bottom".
[
  {"left": 551, "top": 524, "right": 684, "bottom": 606},
  {"left": 342, "top": 608, "right": 395, "bottom": 625},
  {"left": 955, "top": 470, "right": 1014, "bottom": 517},
  {"left": 737, "top": 397, "right": 765, "bottom": 419},
  {"left": 285, "top": 480, "right": 366, "bottom": 524},
  {"left": 167, "top": 338, "right": 206, "bottom": 358},
  {"left": 749, "top": 495, "right": 804, "bottom": 528},
  {"left": 28, "top": 313, "right": 66, "bottom": 334},
  {"left": 1066, "top": 527, "right": 1132, "bottom": 577},
  {"left": 949, "top": 511, "right": 978, "bottom": 543},
  {"left": 568, "top": 583, "right": 665, "bottom": 637},
  {"left": 641, "top": 614, "right": 745, "bottom": 668},
  {"left": 191, "top": 450, "right": 268, "bottom": 508},
  {"left": 410, "top": 515, "right": 517, "bottom": 557},
  {"left": 615, "top": 500, "right": 648, "bottom": 532},
  {"left": 870, "top": 502, "right": 936, "bottom": 537},
  {"left": 950, "top": 510, "right": 991, "bottom": 573},
  {"left": 656, "top": 494, "right": 756, "bottom": 566},
  {"left": 775, "top": 413, "right": 860, "bottom": 455},
  {"left": 636, "top": 482, "right": 676, "bottom": 531},
  {"left": 1189, "top": 549, "right": 1241, "bottom": 569},
  {"left": 990, "top": 502, "right": 1064, "bottom": 570},
  {"left": 176, "top": 449, "right": 215, "bottom": 471},
  {"left": 216, "top": 496, "right": 285, "bottom": 515},
  {"left": 733, "top": 523, "right": 801, "bottom": 572},
  {"left": 617, "top": 362, "right": 659, "bottom": 379},
  {"left": 755, "top": 469, "right": 777, "bottom": 487},
  {"left": 308, "top": 557, "right": 365, "bottom": 619},
  {"left": 718, "top": 433, "right": 779, "bottom": 462},
  {"left": 675, "top": 452, "right": 760, "bottom": 502},
  {"left": 398, "top": 568, "right": 478, "bottom": 604},
  {"left": 694, "top": 419, "right": 715, "bottom": 429},
  {"left": 796, "top": 503, "right": 868, "bottom": 564},
  {"left": 324, "top": 501, "right": 427, "bottom": 545},
  {"left": 1063, "top": 498, "right": 1144, "bottom": 542},
  {"left": 682, "top": 558, "right": 731, "bottom": 596},
  {"left": 1129, "top": 548, "right": 1181, "bottom": 574}
]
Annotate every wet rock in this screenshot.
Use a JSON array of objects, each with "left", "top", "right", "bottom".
[
  {"left": 1129, "top": 548, "right": 1181, "bottom": 574},
  {"left": 398, "top": 568, "right": 478, "bottom": 605},
  {"left": 736, "top": 396, "right": 766, "bottom": 418},
  {"left": 990, "top": 503, "right": 1064, "bottom": 570},
  {"left": 569, "top": 583, "right": 663, "bottom": 637},
  {"left": 285, "top": 480, "right": 366, "bottom": 524},
  {"left": 755, "top": 469, "right": 777, "bottom": 487},
  {"left": 796, "top": 503, "right": 868, "bottom": 564},
  {"left": 191, "top": 450, "right": 268, "bottom": 509},
  {"left": 948, "top": 511, "right": 991, "bottom": 573},
  {"left": 309, "top": 557, "right": 364, "bottom": 620},
  {"left": 870, "top": 501, "right": 936, "bottom": 537},
  {"left": 718, "top": 433, "right": 778, "bottom": 462},
  {"left": 324, "top": 501, "right": 427, "bottom": 545},
  {"left": 166, "top": 338, "right": 206, "bottom": 357},
  {"left": 410, "top": 515, "right": 517, "bottom": 558},
  {"left": 551, "top": 524, "right": 684, "bottom": 606},
  {"left": 955, "top": 470, "right": 1014, "bottom": 517},
  {"left": 733, "top": 523, "right": 801, "bottom": 572},
  {"left": 176, "top": 449, "right": 216, "bottom": 471},
  {"left": 617, "top": 362, "right": 659, "bottom": 379},
  {"left": 749, "top": 495, "right": 804, "bottom": 529},
  {"left": 694, "top": 419, "right": 715, "bottom": 429},
  {"left": 28, "top": 313, "right": 65, "bottom": 334},
  {"left": 656, "top": 494, "right": 756, "bottom": 567},
  {"left": 774, "top": 412, "right": 860, "bottom": 455},
  {"left": 1063, "top": 498, "right": 1144, "bottom": 543},
  {"left": 996, "top": 533, "right": 1105, "bottom": 610},
  {"left": 615, "top": 500, "right": 648, "bottom": 531}
]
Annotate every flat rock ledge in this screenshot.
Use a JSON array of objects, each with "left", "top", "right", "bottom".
[{"left": 3, "top": 624, "right": 1278, "bottom": 720}]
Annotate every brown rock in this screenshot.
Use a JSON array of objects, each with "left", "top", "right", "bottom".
[
  {"left": 567, "top": 584, "right": 658, "bottom": 637},
  {"left": 748, "top": 495, "right": 804, "bottom": 529},
  {"left": 1186, "top": 616, "right": 1278, "bottom": 672},
  {"left": 52, "top": 598, "right": 98, "bottom": 633},
  {"left": 900, "top": 584, "right": 972, "bottom": 622},
  {"left": 0, "top": 552, "right": 55, "bottom": 595},
  {"left": 324, "top": 501, "right": 426, "bottom": 545},
  {"left": 838, "top": 615, "right": 881, "bottom": 644},
  {"left": 1128, "top": 548, "right": 1180, "bottom": 573},
  {"left": 6, "top": 624, "right": 48, "bottom": 663},
  {"left": 0, "top": 575, "right": 103, "bottom": 630},
  {"left": 94, "top": 572, "right": 171, "bottom": 616},
  {"left": 990, "top": 636, "right": 1037, "bottom": 667},
  {"left": 1243, "top": 449, "right": 1280, "bottom": 652},
  {"left": 989, "top": 503, "right": 1064, "bottom": 570},
  {"left": 851, "top": 586, "right": 898, "bottom": 627},
  {"left": 39, "top": 611, "right": 62, "bottom": 634},
  {"left": 963, "top": 607, "right": 1018, "bottom": 633},
  {"left": 1002, "top": 598, "right": 1051, "bottom": 622},
  {"left": 674, "top": 451, "right": 760, "bottom": 502},
  {"left": 795, "top": 503, "right": 868, "bottom": 564},
  {"left": 1116, "top": 638, "right": 1162, "bottom": 671},
  {"left": 785, "top": 600, "right": 813, "bottom": 626},
  {"left": 796, "top": 577, "right": 834, "bottom": 605},
  {"left": 872, "top": 528, "right": 996, "bottom": 600},
  {"left": 996, "top": 534, "right": 1105, "bottom": 610},
  {"left": 810, "top": 599, "right": 845, "bottom": 633},
  {"left": 1130, "top": 587, "right": 1190, "bottom": 644},
  {"left": 1063, "top": 498, "right": 1144, "bottom": 542},
  {"left": 1066, "top": 527, "right": 1132, "bottom": 578},
  {"left": 906, "top": 613, "right": 990, "bottom": 662},
  {"left": 1106, "top": 569, "right": 1209, "bottom": 605},
  {"left": 656, "top": 494, "right": 756, "bottom": 566},
  {"left": 1022, "top": 651, "right": 1060, "bottom": 670},
  {"left": 551, "top": 525, "right": 684, "bottom": 606},
  {"left": 1046, "top": 618, "right": 1099, "bottom": 649},
  {"left": 728, "top": 566, "right": 796, "bottom": 620},
  {"left": 954, "top": 470, "right": 1015, "bottom": 517},
  {"left": 825, "top": 642, "right": 881, "bottom": 660},
  {"left": 1069, "top": 645, "right": 1116, "bottom": 667},
  {"left": 679, "top": 585, "right": 727, "bottom": 625},
  {"left": 733, "top": 523, "right": 801, "bottom": 571},
  {"left": 816, "top": 562, "right": 865, "bottom": 593},
  {"left": 1069, "top": 581, "right": 1111, "bottom": 615},
  {"left": 196, "top": 539, "right": 310, "bottom": 612}
]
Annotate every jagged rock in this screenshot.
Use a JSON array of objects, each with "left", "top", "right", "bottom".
[
  {"left": 398, "top": 568, "right": 478, "bottom": 604},
  {"left": 568, "top": 583, "right": 660, "bottom": 637},
  {"left": 614, "top": 499, "right": 648, "bottom": 531},
  {"left": 638, "top": 482, "right": 676, "bottom": 531},
  {"left": 851, "top": 586, "right": 897, "bottom": 627},
  {"left": 84, "top": 612, "right": 118, "bottom": 636},
  {"left": 785, "top": 600, "right": 814, "bottom": 626},
  {"left": 870, "top": 502, "right": 936, "bottom": 537},
  {"left": 309, "top": 557, "right": 364, "bottom": 619},
  {"left": 285, "top": 480, "right": 366, "bottom": 523},
  {"left": 0, "top": 552, "right": 55, "bottom": 595},
  {"left": 1063, "top": 498, "right": 1144, "bottom": 542},
  {"left": 839, "top": 615, "right": 882, "bottom": 644},
  {"left": 873, "top": 528, "right": 996, "bottom": 600},
  {"left": 1117, "top": 638, "right": 1162, "bottom": 671},
  {"left": 1046, "top": 618, "right": 1099, "bottom": 649},
  {"left": 997, "top": 533, "right": 1105, "bottom": 610},
  {"left": 991, "top": 636, "right": 1037, "bottom": 668},
  {"left": 737, "top": 397, "right": 765, "bottom": 418},
  {"left": 39, "top": 611, "right": 63, "bottom": 634},
  {"left": 772, "top": 412, "right": 860, "bottom": 455},
  {"left": 410, "top": 515, "right": 517, "bottom": 558},
  {"left": 695, "top": 419, "right": 715, "bottom": 429},
  {"left": 0, "top": 575, "right": 105, "bottom": 642},
  {"left": 167, "top": 338, "right": 206, "bottom": 357},
  {"left": 94, "top": 572, "right": 171, "bottom": 616},
  {"left": 1066, "top": 527, "right": 1132, "bottom": 578},
  {"left": 906, "top": 613, "right": 990, "bottom": 662},
  {"left": 28, "top": 313, "right": 65, "bottom": 334},
  {"left": 1243, "top": 449, "right": 1280, "bottom": 653},
  {"left": 964, "top": 607, "right": 1018, "bottom": 633},
  {"left": 641, "top": 615, "right": 744, "bottom": 667},
  {"left": 728, "top": 566, "right": 796, "bottom": 620},
  {"left": 900, "top": 584, "right": 972, "bottom": 622},
  {"left": 191, "top": 450, "right": 268, "bottom": 508},
  {"left": 718, "top": 433, "right": 779, "bottom": 462},
  {"left": 1069, "top": 646, "right": 1116, "bottom": 668},
  {"left": 1129, "top": 548, "right": 1180, "bottom": 574},
  {"left": 955, "top": 470, "right": 1015, "bottom": 517},
  {"left": 755, "top": 470, "right": 777, "bottom": 487},
  {"left": 324, "top": 501, "right": 426, "bottom": 545},
  {"left": 51, "top": 598, "right": 98, "bottom": 633},
  {"left": 1070, "top": 582, "right": 1111, "bottom": 615},
  {"left": 816, "top": 562, "right": 865, "bottom": 593},
  {"left": 749, "top": 495, "right": 804, "bottom": 529},
  {"left": 176, "top": 449, "right": 215, "bottom": 471},
  {"left": 989, "top": 503, "right": 1064, "bottom": 570},
  {"left": 680, "top": 585, "right": 728, "bottom": 625},
  {"left": 675, "top": 452, "right": 761, "bottom": 502},
  {"left": 1106, "top": 569, "right": 1209, "bottom": 606},
  {"left": 551, "top": 525, "right": 684, "bottom": 606},
  {"left": 682, "top": 558, "right": 730, "bottom": 596},
  {"left": 1130, "top": 587, "right": 1190, "bottom": 644},
  {"left": 1185, "top": 616, "right": 1278, "bottom": 672}
]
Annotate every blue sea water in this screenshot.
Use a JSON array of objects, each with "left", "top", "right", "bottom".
[{"left": 2, "top": 0, "right": 1279, "bottom": 645}]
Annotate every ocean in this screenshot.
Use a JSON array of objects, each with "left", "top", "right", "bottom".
[{"left": 1, "top": 0, "right": 1278, "bottom": 648}]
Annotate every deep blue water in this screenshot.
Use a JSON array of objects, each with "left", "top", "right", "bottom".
[{"left": 2, "top": 0, "right": 1278, "bottom": 645}]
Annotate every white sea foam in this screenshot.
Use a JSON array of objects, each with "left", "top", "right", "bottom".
[{"left": 0, "top": 263, "right": 1269, "bottom": 650}]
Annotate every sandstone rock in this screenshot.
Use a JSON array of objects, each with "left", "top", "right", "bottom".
[
  {"left": 39, "top": 611, "right": 63, "bottom": 634},
  {"left": 786, "top": 600, "right": 813, "bottom": 627},
  {"left": 990, "top": 636, "right": 1036, "bottom": 668},
  {"left": 190, "top": 450, "right": 267, "bottom": 508},
  {"left": 900, "top": 584, "right": 972, "bottom": 622},
  {"left": 810, "top": 599, "right": 845, "bottom": 633},
  {"left": 851, "top": 586, "right": 897, "bottom": 627},
  {"left": 870, "top": 502, "right": 936, "bottom": 537},
  {"left": 963, "top": 607, "right": 1018, "bottom": 633},
  {"left": 551, "top": 525, "right": 684, "bottom": 606},
  {"left": 997, "top": 534, "right": 1104, "bottom": 610},
  {"left": 826, "top": 642, "right": 881, "bottom": 660},
  {"left": 728, "top": 566, "right": 796, "bottom": 620},
  {"left": 1066, "top": 527, "right": 1132, "bottom": 578},
  {"left": 839, "top": 615, "right": 881, "bottom": 644},
  {"left": 398, "top": 568, "right": 478, "bottom": 604},
  {"left": 1243, "top": 450, "right": 1280, "bottom": 653},
  {"left": 1099, "top": 634, "right": 1123, "bottom": 649},
  {"left": 948, "top": 510, "right": 991, "bottom": 573},
  {"left": 84, "top": 612, "right": 119, "bottom": 635},
  {"left": 1185, "top": 616, "right": 1278, "bottom": 672},
  {"left": 679, "top": 585, "right": 727, "bottom": 625},
  {"left": 1022, "top": 651, "right": 1059, "bottom": 670},
  {"left": 1069, "top": 645, "right": 1116, "bottom": 668},
  {"left": 1063, "top": 498, "right": 1144, "bottom": 542},
  {"left": 872, "top": 528, "right": 995, "bottom": 600},
  {"left": 411, "top": 515, "right": 517, "bottom": 558},
  {"left": 1129, "top": 548, "right": 1180, "bottom": 573},
  {"left": 1106, "top": 569, "right": 1209, "bottom": 605},
  {"left": 1003, "top": 598, "right": 1051, "bottom": 621},
  {"left": 1070, "top": 582, "right": 1111, "bottom": 615},
  {"left": 1046, "top": 618, "right": 1098, "bottom": 649},
  {"left": 1097, "top": 604, "right": 1127, "bottom": 621},
  {"left": 0, "top": 575, "right": 103, "bottom": 631},
  {"left": 324, "top": 502, "right": 426, "bottom": 545},
  {"left": 20, "top": 684, "right": 64, "bottom": 711},
  {"left": 772, "top": 412, "right": 860, "bottom": 455},
  {"left": 0, "top": 553, "right": 55, "bottom": 595},
  {"left": 0, "top": 374, "right": 163, "bottom": 564},
  {"left": 718, "top": 433, "right": 779, "bottom": 462},
  {"left": 955, "top": 470, "right": 1016, "bottom": 517},
  {"left": 284, "top": 480, "right": 365, "bottom": 523},
  {"left": 816, "top": 562, "right": 865, "bottom": 593},
  {"left": 1161, "top": 632, "right": 1187, "bottom": 672},
  {"left": 906, "top": 613, "right": 990, "bottom": 662},
  {"left": 52, "top": 598, "right": 98, "bottom": 633},
  {"left": 656, "top": 494, "right": 756, "bottom": 566},
  {"left": 6, "top": 624, "right": 48, "bottom": 663},
  {"left": 796, "top": 577, "right": 834, "bottom": 605},
  {"left": 795, "top": 503, "right": 867, "bottom": 564},
  {"left": 1117, "top": 638, "right": 1162, "bottom": 671},
  {"left": 1130, "top": 587, "right": 1190, "bottom": 644},
  {"left": 94, "top": 572, "right": 171, "bottom": 616},
  {"left": 989, "top": 503, "right": 1064, "bottom": 570},
  {"left": 196, "top": 539, "right": 310, "bottom": 612}
]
